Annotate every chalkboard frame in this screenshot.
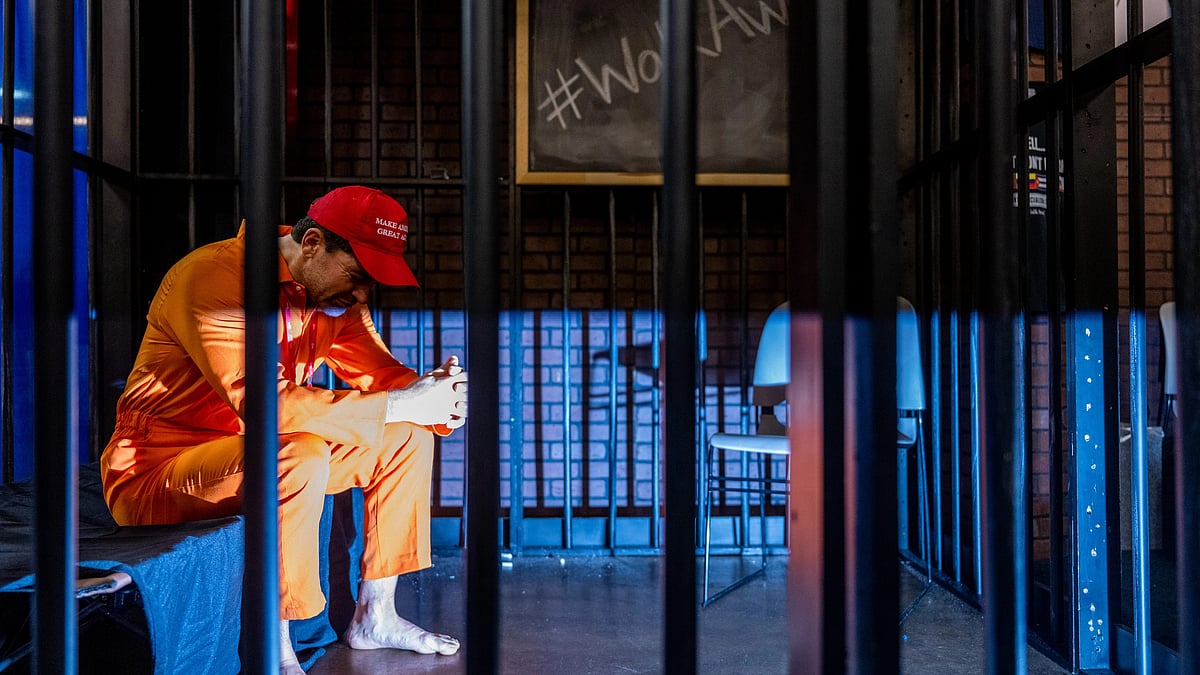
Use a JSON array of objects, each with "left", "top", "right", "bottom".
[{"left": 515, "top": 0, "right": 789, "bottom": 186}]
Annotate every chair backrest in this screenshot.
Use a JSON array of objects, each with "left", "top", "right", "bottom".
[
  {"left": 1160, "top": 301, "right": 1177, "bottom": 397},
  {"left": 751, "top": 302, "right": 789, "bottom": 408},
  {"left": 896, "top": 296, "right": 925, "bottom": 412},
  {"left": 753, "top": 302, "right": 790, "bottom": 387}
]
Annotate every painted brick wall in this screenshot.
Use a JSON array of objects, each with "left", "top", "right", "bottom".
[{"left": 291, "top": 0, "right": 789, "bottom": 526}]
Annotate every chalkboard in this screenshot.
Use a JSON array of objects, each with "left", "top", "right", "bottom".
[{"left": 516, "top": 0, "right": 790, "bottom": 186}]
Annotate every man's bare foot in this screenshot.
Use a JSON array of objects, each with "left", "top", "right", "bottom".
[
  {"left": 344, "top": 612, "right": 460, "bottom": 655},
  {"left": 343, "top": 576, "right": 460, "bottom": 656},
  {"left": 280, "top": 620, "right": 306, "bottom": 674}
]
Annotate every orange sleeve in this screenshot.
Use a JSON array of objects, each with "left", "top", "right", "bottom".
[
  {"left": 323, "top": 308, "right": 456, "bottom": 437},
  {"left": 157, "top": 255, "right": 391, "bottom": 449},
  {"left": 322, "top": 307, "right": 420, "bottom": 392}
]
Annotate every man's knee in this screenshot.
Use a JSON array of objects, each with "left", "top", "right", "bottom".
[
  {"left": 278, "top": 432, "right": 331, "bottom": 496},
  {"left": 383, "top": 423, "right": 435, "bottom": 466}
]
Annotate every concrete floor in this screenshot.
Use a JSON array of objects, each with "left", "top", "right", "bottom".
[{"left": 306, "top": 552, "right": 1069, "bottom": 674}]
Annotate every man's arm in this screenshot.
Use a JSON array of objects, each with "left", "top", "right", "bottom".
[
  {"left": 158, "top": 259, "right": 393, "bottom": 449},
  {"left": 321, "top": 306, "right": 420, "bottom": 391},
  {"left": 324, "top": 308, "right": 467, "bottom": 431}
]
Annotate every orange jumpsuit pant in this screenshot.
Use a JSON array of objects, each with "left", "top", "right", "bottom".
[{"left": 104, "top": 422, "right": 433, "bottom": 621}]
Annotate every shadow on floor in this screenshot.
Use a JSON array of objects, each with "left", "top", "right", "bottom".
[{"left": 307, "top": 553, "right": 1068, "bottom": 674}]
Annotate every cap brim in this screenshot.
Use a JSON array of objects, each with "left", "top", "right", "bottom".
[{"left": 354, "top": 245, "right": 420, "bottom": 287}]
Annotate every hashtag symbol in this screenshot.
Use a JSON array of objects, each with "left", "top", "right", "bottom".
[{"left": 538, "top": 69, "right": 583, "bottom": 130}]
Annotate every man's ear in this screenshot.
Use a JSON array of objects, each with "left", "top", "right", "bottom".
[{"left": 300, "top": 227, "right": 325, "bottom": 257}]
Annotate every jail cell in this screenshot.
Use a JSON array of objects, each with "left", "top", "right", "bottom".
[{"left": 3, "top": 0, "right": 1199, "bottom": 672}]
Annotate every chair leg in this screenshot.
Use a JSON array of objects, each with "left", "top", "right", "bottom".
[
  {"left": 758, "top": 454, "right": 768, "bottom": 576},
  {"left": 702, "top": 443, "right": 714, "bottom": 605},
  {"left": 916, "top": 419, "right": 932, "bottom": 584},
  {"left": 900, "top": 418, "right": 934, "bottom": 625},
  {"left": 701, "top": 448, "right": 771, "bottom": 608}
]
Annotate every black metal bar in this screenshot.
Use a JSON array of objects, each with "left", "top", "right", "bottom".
[
  {"left": 696, "top": 196, "right": 710, "bottom": 551},
  {"left": 951, "top": 310, "right": 962, "bottom": 585},
  {"left": 369, "top": 0, "right": 379, "bottom": 179},
  {"left": 32, "top": 0, "right": 77, "bottom": 670},
  {"left": 1015, "top": 0, "right": 1033, "bottom": 637},
  {"left": 659, "top": 0, "right": 696, "bottom": 670},
  {"left": 738, "top": 192, "right": 750, "bottom": 439},
  {"left": 413, "top": 0, "right": 430, "bottom": 379},
  {"left": 131, "top": 0, "right": 142, "bottom": 179},
  {"left": 561, "top": 191, "right": 573, "bottom": 549},
  {"left": 1172, "top": 0, "right": 1200, "bottom": 671},
  {"left": 970, "top": 317, "right": 982, "bottom": 595},
  {"left": 186, "top": 0, "right": 197, "bottom": 249},
  {"left": 323, "top": 0, "right": 332, "bottom": 180},
  {"left": 848, "top": 0, "right": 899, "bottom": 669},
  {"left": 789, "top": 0, "right": 843, "bottom": 668},
  {"left": 1015, "top": 21, "right": 1172, "bottom": 127},
  {"left": 2, "top": 0, "right": 15, "bottom": 483},
  {"left": 414, "top": 0, "right": 425, "bottom": 178},
  {"left": 462, "top": 0, "right": 501, "bottom": 671},
  {"left": 508, "top": 189, "right": 525, "bottom": 555},
  {"left": 926, "top": 0, "right": 945, "bottom": 571},
  {"left": 239, "top": 0, "right": 282, "bottom": 670},
  {"left": 650, "top": 193, "right": 661, "bottom": 550},
  {"left": 1126, "top": 1, "right": 1152, "bottom": 671},
  {"left": 1042, "top": 0, "right": 1065, "bottom": 651},
  {"left": 1060, "top": 8, "right": 1081, "bottom": 664},
  {"left": 729, "top": 189, "right": 748, "bottom": 540},
  {"left": 977, "top": 0, "right": 1024, "bottom": 671},
  {"left": 607, "top": 190, "right": 619, "bottom": 550},
  {"left": 942, "top": 0, "right": 967, "bottom": 588}
]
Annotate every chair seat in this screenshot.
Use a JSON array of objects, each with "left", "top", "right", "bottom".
[{"left": 709, "top": 433, "right": 789, "bottom": 456}]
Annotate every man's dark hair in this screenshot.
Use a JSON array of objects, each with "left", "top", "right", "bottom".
[{"left": 292, "top": 216, "right": 354, "bottom": 255}]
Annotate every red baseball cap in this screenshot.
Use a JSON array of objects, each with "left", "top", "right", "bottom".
[{"left": 306, "top": 186, "right": 419, "bottom": 287}]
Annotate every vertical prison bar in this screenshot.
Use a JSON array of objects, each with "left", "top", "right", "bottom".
[
  {"left": 462, "top": 0, "right": 501, "bottom": 670},
  {"left": 508, "top": 188, "right": 525, "bottom": 554},
  {"left": 977, "top": 0, "right": 1025, "bottom": 671},
  {"left": 1042, "top": 0, "right": 1065, "bottom": 647},
  {"left": 32, "top": 0, "right": 78, "bottom": 670},
  {"left": 239, "top": 0, "right": 282, "bottom": 669},
  {"left": 1171, "top": 0, "right": 1200, "bottom": 670},
  {"left": 2, "top": 0, "right": 15, "bottom": 484},
  {"left": 607, "top": 191, "right": 618, "bottom": 549},
  {"left": 561, "top": 192, "right": 573, "bottom": 548},
  {"left": 787, "top": 0, "right": 843, "bottom": 668},
  {"left": 1015, "top": 0, "right": 1032, "bottom": 639},
  {"left": 659, "top": 0, "right": 697, "bottom": 670},
  {"left": 650, "top": 194, "right": 662, "bottom": 550},
  {"left": 1125, "top": 0, "right": 1152, "bottom": 670},
  {"left": 848, "top": 0, "right": 900, "bottom": 667}
]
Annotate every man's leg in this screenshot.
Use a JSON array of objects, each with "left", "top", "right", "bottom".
[
  {"left": 325, "top": 422, "right": 458, "bottom": 655},
  {"left": 109, "top": 431, "right": 334, "bottom": 619},
  {"left": 106, "top": 433, "right": 336, "bottom": 672},
  {"left": 280, "top": 620, "right": 305, "bottom": 675},
  {"left": 343, "top": 576, "right": 459, "bottom": 655}
]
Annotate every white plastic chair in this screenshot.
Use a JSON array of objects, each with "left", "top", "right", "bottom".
[
  {"left": 897, "top": 296, "right": 932, "bottom": 610},
  {"left": 701, "top": 302, "right": 789, "bottom": 606}
]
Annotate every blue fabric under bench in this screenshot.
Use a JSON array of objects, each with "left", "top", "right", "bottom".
[{"left": 0, "top": 465, "right": 360, "bottom": 673}]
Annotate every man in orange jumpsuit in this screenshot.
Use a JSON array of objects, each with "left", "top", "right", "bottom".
[{"left": 100, "top": 185, "right": 466, "bottom": 674}]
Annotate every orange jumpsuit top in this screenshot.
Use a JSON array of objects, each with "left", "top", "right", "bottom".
[{"left": 101, "top": 224, "right": 429, "bottom": 503}]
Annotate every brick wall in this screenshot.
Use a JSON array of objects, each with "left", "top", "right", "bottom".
[{"left": 291, "top": 0, "right": 789, "bottom": 525}]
